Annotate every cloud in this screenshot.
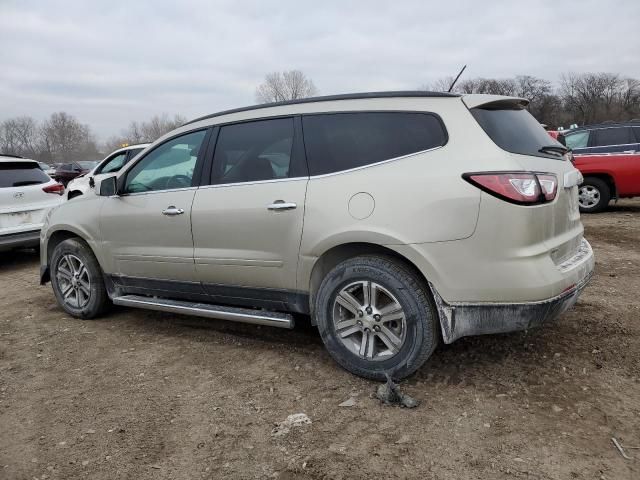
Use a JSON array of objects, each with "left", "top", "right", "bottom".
[{"left": 1, "top": 0, "right": 639, "bottom": 139}]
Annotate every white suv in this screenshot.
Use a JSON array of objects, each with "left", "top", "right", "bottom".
[
  {"left": 40, "top": 92, "right": 594, "bottom": 380},
  {"left": 66, "top": 144, "right": 149, "bottom": 199},
  {"left": 1, "top": 155, "right": 65, "bottom": 251}
]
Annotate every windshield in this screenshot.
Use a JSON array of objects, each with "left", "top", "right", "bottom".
[
  {"left": 471, "top": 105, "right": 566, "bottom": 160},
  {"left": 78, "top": 161, "right": 99, "bottom": 169}
]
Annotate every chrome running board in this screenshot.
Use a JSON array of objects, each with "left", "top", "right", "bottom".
[{"left": 112, "top": 295, "right": 294, "bottom": 329}]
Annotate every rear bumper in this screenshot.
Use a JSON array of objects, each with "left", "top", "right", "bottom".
[
  {"left": 0, "top": 229, "right": 41, "bottom": 252},
  {"left": 432, "top": 239, "right": 594, "bottom": 343}
]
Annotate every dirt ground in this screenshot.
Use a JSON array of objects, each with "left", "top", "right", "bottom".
[{"left": 1, "top": 200, "right": 639, "bottom": 480}]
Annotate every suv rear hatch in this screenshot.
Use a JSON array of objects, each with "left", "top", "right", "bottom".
[
  {"left": 464, "top": 96, "right": 584, "bottom": 266},
  {"left": 0, "top": 161, "right": 63, "bottom": 235}
]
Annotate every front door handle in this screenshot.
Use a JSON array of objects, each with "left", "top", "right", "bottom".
[
  {"left": 267, "top": 200, "right": 297, "bottom": 211},
  {"left": 162, "top": 206, "right": 185, "bottom": 216}
]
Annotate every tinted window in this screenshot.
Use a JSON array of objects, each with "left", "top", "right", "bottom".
[
  {"left": 125, "top": 130, "right": 207, "bottom": 193},
  {"left": 59, "top": 164, "right": 72, "bottom": 171},
  {"left": 97, "top": 152, "right": 128, "bottom": 174},
  {"left": 471, "top": 106, "right": 565, "bottom": 159},
  {"left": 302, "top": 112, "right": 446, "bottom": 175},
  {"left": 633, "top": 127, "right": 640, "bottom": 142},
  {"left": 212, "top": 117, "right": 294, "bottom": 184},
  {"left": 126, "top": 148, "right": 144, "bottom": 160},
  {"left": 593, "top": 127, "right": 633, "bottom": 147},
  {"left": 0, "top": 162, "right": 50, "bottom": 188},
  {"left": 565, "top": 131, "right": 590, "bottom": 150}
]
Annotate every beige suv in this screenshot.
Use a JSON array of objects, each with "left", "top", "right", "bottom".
[{"left": 40, "top": 92, "right": 594, "bottom": 380}]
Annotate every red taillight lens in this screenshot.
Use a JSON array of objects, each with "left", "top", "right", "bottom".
[
  {"left": 463, "top": 172, "right": 557, "bottom": 205},
  {"left": 43, "top": 183, "right": 65, "bottom": 195}
]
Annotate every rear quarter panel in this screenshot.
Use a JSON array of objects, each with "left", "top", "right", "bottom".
[{"left": 298, "top": 97, "right": 521, "bottom": 291}]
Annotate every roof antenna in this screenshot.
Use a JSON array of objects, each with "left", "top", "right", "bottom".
[{"left": 448, "top": 65, "right": 467, "bottom": 92}]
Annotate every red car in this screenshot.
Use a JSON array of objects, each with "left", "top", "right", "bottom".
[{"left": 573, "top": 152, "right": 640, "bottom": 212}]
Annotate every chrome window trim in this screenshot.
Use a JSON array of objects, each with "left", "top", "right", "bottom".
[{"left": 120, "top": 186, "right": 198, "bottom": 197}]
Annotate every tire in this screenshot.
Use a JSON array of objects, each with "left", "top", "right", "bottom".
[
  {"left": 50, "top": 238, "right": 110, "bottom": 319},
  {"left": 578, "top": 177, "right": 611, "bottom": 213},
  {"left": 314, "top": 255, "right": 439, "bottom": 381}
]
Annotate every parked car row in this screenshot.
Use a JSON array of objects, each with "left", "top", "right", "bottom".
[
  {"left": 546, "top": 120, "right": 640, "bottom": 213},
  {"left": 38, "top": 91, "right": 594, "bottom": 380}
]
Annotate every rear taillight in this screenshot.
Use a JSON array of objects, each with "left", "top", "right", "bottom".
[
  {"left": 43, "top": 183, "right": 65, "bottom": 195},
  {"left": 463, "top": 172, "right": 557, "bottom": 205}
]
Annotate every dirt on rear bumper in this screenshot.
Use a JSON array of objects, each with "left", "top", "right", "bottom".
[{"left": 433, "top": 270, "right": 594, "bottom": 344}]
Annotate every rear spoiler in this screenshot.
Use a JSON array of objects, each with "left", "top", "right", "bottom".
[{"left": 462, "top": 94, "right": 529, "bottom": 109}]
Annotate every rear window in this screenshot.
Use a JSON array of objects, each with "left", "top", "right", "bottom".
[
  {"left": 0, "top": 162, "right": 50, "bottom": 188},
  {"left": 471, "top": 105, "right": 565, "bottom": 159},
  {"left": 302, "top": 112, "right": 447, "bottom": 176}
]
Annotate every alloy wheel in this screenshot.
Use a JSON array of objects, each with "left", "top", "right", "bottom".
[
  {"left": 332, "top": 280, "right": 407, "bottom": 361},
  {"left": 578, "top": 185, "right": 600, "bottom": 209},
  {"left": 56, "top": 254, "right": 91, "bottom": 309}
]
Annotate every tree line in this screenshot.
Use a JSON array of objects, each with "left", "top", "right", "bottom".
[
  {"left": 3, "top": 70, "right": 638, "bottom": 164},
  {"left": 425, "top": 72, "right": 640, "bottom": 128},
  {"left": 0, "top": 113, "right": 186, "bottom": 164}
]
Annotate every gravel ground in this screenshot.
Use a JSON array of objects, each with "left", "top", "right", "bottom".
[{"left": 1, "top": 199, "right": 638, "bottom": 479}]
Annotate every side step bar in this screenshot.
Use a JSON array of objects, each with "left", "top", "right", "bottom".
[{"left": 112, "top": 295, "right": 294, "bottom": 329}]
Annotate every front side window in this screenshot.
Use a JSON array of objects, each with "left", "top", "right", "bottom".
[
  {"left": 593, "top": 127, "right": 632, "bottom": 147},
  {"left": 211, "top": 117, "right": 294, "bottom": 184},
  {"left": 97, "top": 152, "right": 127, "bottom": 175},
  {"left": 124, "top": 130, "right": 206, "bottom": 193},
  {"left": 564, "top": 131, "right": 590, "bottom": 150},
  {"left": 302, "top": 112, "right": 447, "bottom": 176}
]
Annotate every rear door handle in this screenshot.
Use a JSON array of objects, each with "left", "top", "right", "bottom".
[
  {"left": 162, "top": 206, "right": 185, "bottom": 216},
  {"left": 267, "top": 201, "right": 297, "bottom": 211}
]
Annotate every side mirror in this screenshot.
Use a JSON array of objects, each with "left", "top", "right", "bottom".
[{"left": 99, "top": 176, "right": 118, "bottom": 197}]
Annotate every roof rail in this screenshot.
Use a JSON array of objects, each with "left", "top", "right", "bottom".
[
  {"left": 185, "top": 90, "right": 459, "bottom": 126},
  {"left": 0, "top": 153, "right": 25, "bottom": 159}
]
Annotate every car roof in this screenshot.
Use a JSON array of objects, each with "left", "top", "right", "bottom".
[
  {"left": 565, "top": 121, "right": 640, "bottom": 134},
  {"left": 109, "top": 143, "right": 151, "bottom": 155},
  {"left": 184, "top": 90, "right": 460, "bottom": 126},
  {"left": 0, "top": 155, "right": 38, "bottom": 164}
]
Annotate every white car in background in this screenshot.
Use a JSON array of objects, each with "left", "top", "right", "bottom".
[
  {"left": 0, "top": 154, "right": 65, "bottom": 251},
  {"left": 66, "top": 144, "right": 149, "bottom": 200}
]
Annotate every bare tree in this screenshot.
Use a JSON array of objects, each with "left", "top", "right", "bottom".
[
  {"left": 0, "top": 116, "right": 39, "bottom": 157},
  {"left": 103, "top": 113, "right": 186, "bottom": 152},
  {"left": 39, "top": 112, "right": 100, "bottom": 163},
  {"left": 255, "top": 70, "right": 318, "bottom": 103}
]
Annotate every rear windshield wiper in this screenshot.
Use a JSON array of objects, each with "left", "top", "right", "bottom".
[{"left": 538, "top": 145, "right": 568, "bottom": 156}]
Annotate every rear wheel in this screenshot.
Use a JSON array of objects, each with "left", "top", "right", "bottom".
[
  {"left": 578, "top": 177, "right": 610, "bottom": 213},
  {"left": 315, "top": 255, "right": 438, "bottom": 380},
  {"left": 50, "top": 238, "right": 109, "bottom": 319}
]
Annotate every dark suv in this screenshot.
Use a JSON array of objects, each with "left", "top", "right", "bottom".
[
  {"left": 53, "top": 161, "right": 99, "bottom": 186},
  {"left": 564, "top": 121, "right": 640, "bottom": 155}
]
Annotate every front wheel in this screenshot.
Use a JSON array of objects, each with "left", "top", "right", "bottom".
[
  {"left": 578, "top": 177, "right": 611, "bottom": 213},
  {"left": 314, "top": 255, "right": 439, "bottom": 380},
  {"left": 50, "top": 238, "right": 110, "bottom": 319}
]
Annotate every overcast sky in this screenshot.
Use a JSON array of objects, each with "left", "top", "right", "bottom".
[{"left": 1, "top": 0, "right": 639, "bottom": 140}]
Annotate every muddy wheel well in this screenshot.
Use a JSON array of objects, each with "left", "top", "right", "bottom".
[
  {"left": 583, "top": 173, "right": 617, "bottom": 198},
  {"left": 47, "top": 231, "right": 83, "bottom": 264},
  {"left": 308, "top": 242, "right": 432, "bottom": 317}
]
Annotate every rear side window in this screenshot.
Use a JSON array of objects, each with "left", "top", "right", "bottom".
[
  {"left": 593, "top": 127, "right": 633, "bottom": 147},
  {"left": 565, "top": 131, "right": 589, "bottom": 150},
  {"left": 471, "top": 105, "right": 565, "bottom": 159},
  {"left": 302, "top": 112, "right": 447, "bottom": 175},
  {"left": 0, "top": 162, "right": 50, "bottom": 188}
]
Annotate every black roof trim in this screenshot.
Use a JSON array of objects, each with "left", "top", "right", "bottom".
[
  {"left": 565, "top": 120, "right": 640, "bottom": 133},
  {"left": 185, "top": 91, "right": 459, "bottom": 126}
]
